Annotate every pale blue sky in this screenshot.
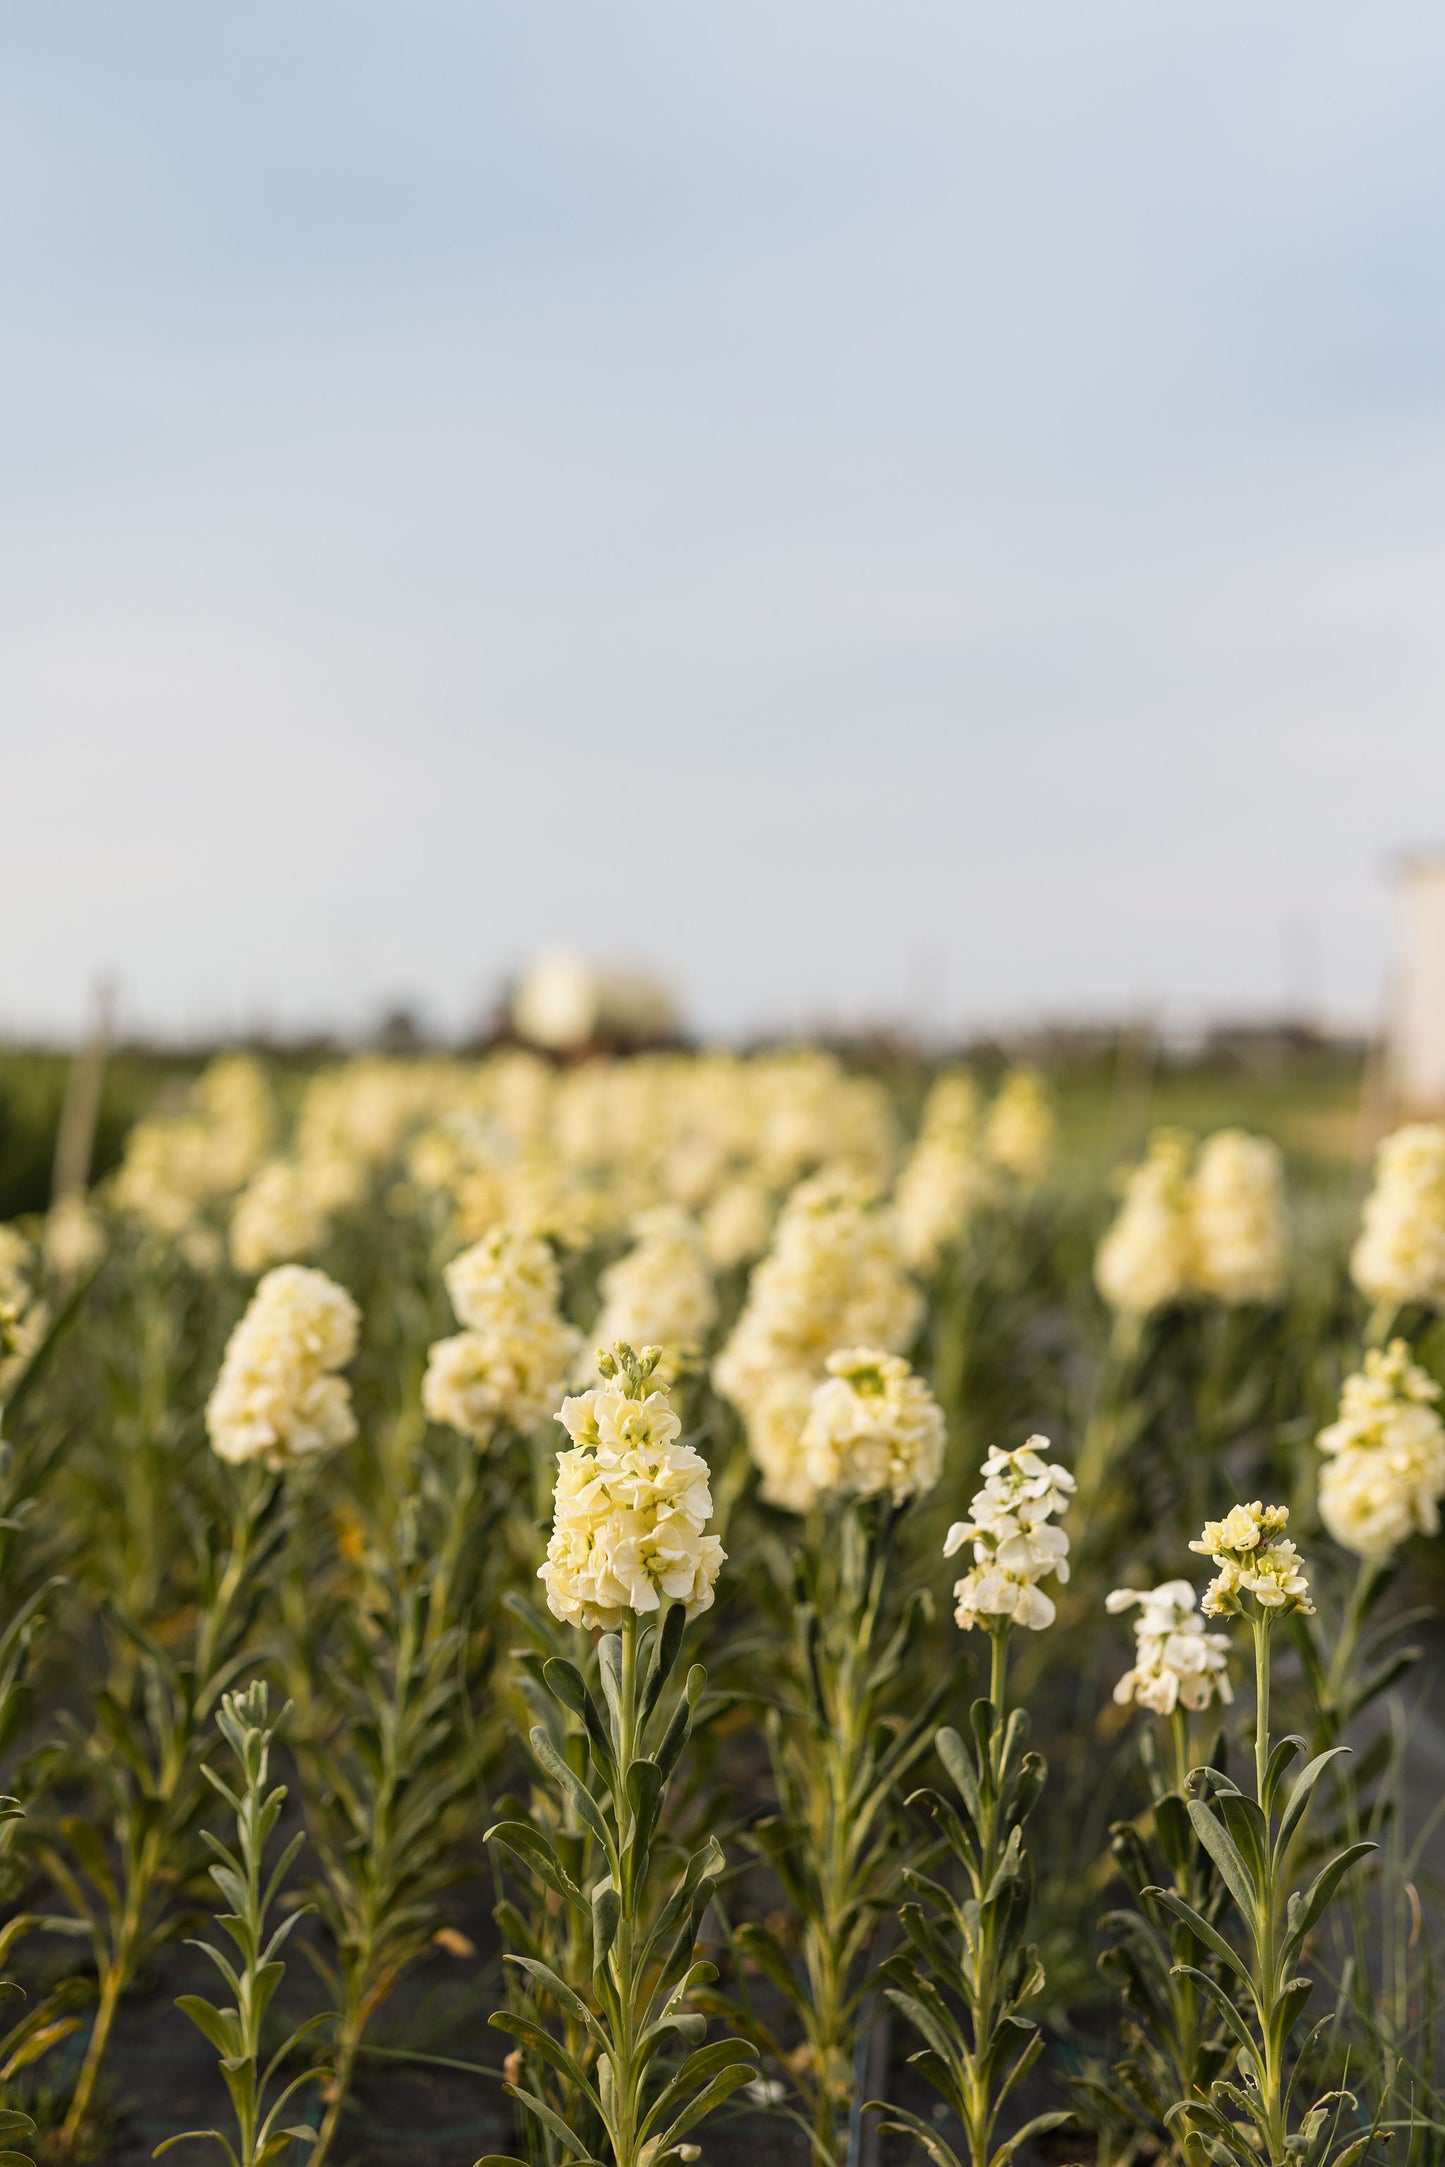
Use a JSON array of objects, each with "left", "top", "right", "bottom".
[{"left": 5, "top": 3, "right": 1445, "bottom": 1040}]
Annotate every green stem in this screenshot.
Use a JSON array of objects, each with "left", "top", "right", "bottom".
[
  {"left": 1169, "top": 1706, "right": 1191, "bottom": 1800},
  {"left": 1365, "top": 1300, "right": 1399, "bottom": 1350},
  {"left": 312, "top": 2015, "right": 362, "bottom": 2167},
  {"left": 1253, "top": 1613, "right": 1271, "bottom": 1805},
  {"left": 962, "top": 1627, "right": 1013, "bottom": 2167},
  {"left": 614, "top": 1610, "right": 640, "bottom": 2167},
  {"left": 1251, "top": 1611, "right": 1286, "bottom": 2165},
  {"left": 62, "top": 1479, "right": 263, "bottom": 2146},
  {"left": 989, "top": 1627, "right": 1009, "bottom": 1727},
  {"left": 812, "top": 1533, "right": 877, "bottom": 2164},
  {"left": 1322, "top": 1552, "right": 1383, "bottom": 1739},
  {"left": 60, "top": 1958, "right": 123, "bottom": 2144},
  {"left": 1073, "top": 1316, "right": 1144, "bottom": 1544},
  {"left": 426, "top": 1439, "right": 480, "bottom": 1645}
]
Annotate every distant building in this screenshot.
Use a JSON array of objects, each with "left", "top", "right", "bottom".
[
  {"left": 510, "top": 951, "right": 679, "bottom": 1053},
  {"left": 1391, "top": 854, "right": 1445, "bottom": 1113}
]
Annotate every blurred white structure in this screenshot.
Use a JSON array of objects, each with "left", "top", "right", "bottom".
[
  {"left": 511, "top": 950, "right": 678, "bottom": 1051},
  {"left": 1391, "top": 855, "right": 1445, "bottom": 1112}
]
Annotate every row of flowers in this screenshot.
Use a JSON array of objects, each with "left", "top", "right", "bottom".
[{"left": 205, "top": 1231, "right": 1445, "bottom": 1573}]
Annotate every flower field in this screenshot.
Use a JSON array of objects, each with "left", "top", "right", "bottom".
[{"left": 0, "top": 1041, "right": 1440, "bottom": 2167}]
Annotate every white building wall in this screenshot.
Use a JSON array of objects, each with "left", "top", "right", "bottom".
[{"left": 1393, "top": 856, "right": 1445, "bottom": 1112}]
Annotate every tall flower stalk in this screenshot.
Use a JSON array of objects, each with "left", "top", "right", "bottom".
[
  {"left": 725, "top": 1348, "right": 948, "bottom": 2164},
  {"left": 871, "top": 1435, "right": 1075, "bottom": 2167},
  {"left": 47, "top": 1263, "right": 360, "bottom": 2149},
  {"left": 1085, "top": 1580, "right": 1237, "bottom": 2166},
  {"left": 0, "top": 1460, "right": 72, "bottom": 2146},
  {"left": 45, "top": 1471, "right": 283, "bottom": 2148},
  {"left": 159, "top": 1681, "right": 328, "bottom": 2166},
  {"left": 482, "top": 1344, "right": 756, "bottom": 2167},
  {"left": 1150, "top": 1504, "right": 1376, "bottom": 2167},
  {"left": 299, "top": 1506, "right": 482, "bottom": 2167},
  {"left": 741, "top": 1501, "right": 945, "bottom": 2164}
]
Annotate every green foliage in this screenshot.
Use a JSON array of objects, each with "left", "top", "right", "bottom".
[
  {"left": 712, "top": 1498, "right": 947, "bottom": 2162},
  {"left": 1079, "top": 1730, "right": 1238, "bottom": 2167},
  {"left": 1149, "top": 1726, "right": 1376, "bottom": 2166},
  {"left": 484, "top": 1599, "right": 758, "bottom": 2167},
  {"left": 296, "top": 1500, "right": 486, "bottom": 2166},
  {"left": 871, "top": 1648, "right": 1071, "bottom": 2167},
  {"left": 0, "top": 1464, "right": 76, "bottom": 2162},
  {"left": 159, "top": 1680, "right": 328, "bottom": 2167},
  {"left": 40, "top": 1472, "right": 285, "bottom": 2145}
]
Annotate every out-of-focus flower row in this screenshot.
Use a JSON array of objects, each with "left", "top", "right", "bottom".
[{"left": 8, "top": 1046, "right": 1445, "bottom": 1571}]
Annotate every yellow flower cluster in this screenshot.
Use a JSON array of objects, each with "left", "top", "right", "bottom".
[
  {"left": 1189, "top": 1130, "right": 1288, "bottom": 1304},
  {"left": 396, "top": 1047, "right": 898, "bottom": 1255},
  {"left": 699, "top": 1178, "right": 777, "bottom": 1270},
  {"left": 539, "top": 1346, "right": 724, "bottom": 1630},
  {"left": 103, "top": 1045, "right": 912, "bottom": 1284},
  {"left": 984, "top": 1065, "right": 1057, "bottom": 1189},
  {"left": 713, "top": 1170, "right": 924, "bottom": 1512},
  {"left": 1316, "top": 1339, "right": 1445, "bottom": 1559},
  {"left": 893, "top": 1070, "right": 993, "bottom": 1274},
  {"left": 798, "top": 1346, "right": 945, "bottom": 1507},
  {"left": 206, "top": 1264, "right": 359, "bottom": 1469},
  {"left": 294, "top": 1059, "right": 454, "bottom": 1204},
  {"left": 1351, "top": 1123, "right": 1445, "bottom": 1314},
  {"left": 584, "top": 1206, "right": 717, "bottom": 1376},
  {"left": 230, "top": 1159, "right": 334, "bottom": 1276},
  {"left": 1095, "top": 1130, "right": 1195, "bottom": 1316},
  {"left": 892, "top": 1066, "right": 1057, "bottom": 1276},
  {"left": 0, "top": 1225, "right": 46, "bottom": 1396},
  {"left": 423, "top": 1227, "right": 581, "bottom": 1443},
  {"left": 1096, "top": 1127, "right": 1287, "bottom": 1317},
  {"left": 43, "top": 1195, "right": 105, "bottom": 1285},
  {"left": 112, "top": 1054, "right": 274, "bottom": 1250},
  {"left": 1189, "top": 1502, "right": 1313, "bottom": 1617}
]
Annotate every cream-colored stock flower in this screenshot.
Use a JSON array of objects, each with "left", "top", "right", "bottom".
[
  {"left": 800, "top": 1347, "right": 946, "bottom": 1507},
  {"left": 944, "top": 1435, "right": 1074, "bottom": 1633},
  {"left": 192, "top": 1055, "right": 276, "bottom": 1191},
  {"left": 918, "top": 1070, "right": 982, "bottom": 1138},
  {"left": 43, "top": 1195, "right": 105, "bottom": 1284},
  {"left": 1190, "top": 1130, "right": 1287, "bottom": 1305},
  {"left": 894, "top": 1068, "right": 993, "bottom": 1273},
  {"left": 423, "top": 1226, "right": 581, "bottom": 1441},
  {"left": 230, "top": 1160, "right": 332, "bottom": 1276},
  {"left": 0, "top": 1226, "right": 46, "bottom": 1392},
  {"left": 0, "top": 1226, "right": 34, "bottom": 1329},
  {"left": 113, "top": 1054, "right": 275, "bottom": 1241},
  {"left": 1189, "top": 1501, "right": 1313, "bottom": 1617},
  {"left": 732, "top": 1372, "right": 821, "bottom": 1516},
  {"left": 984, "top": 1066, "right": 1056, "bottom": 1188},
  {"left": 539, "top": 1345, "right": 724, "bottom": 1629},
  {"left": 444, "top": 1226, "right": 565, "bottom": 1331},
  {"left": 1317, "top": 1339, "right": 1445, "bottom": 1559},
  {"left": 206, "top": 1264, "right": 359, "bottom": 1469},
  {"left": 585, "top": 1207, "right": 717, "bottom": 1370},
  {"left": 422, "top": 1320, "right": 577, "bottom": 1442},
  {"left": 1106, "top": 1579, "right": 1233, "bottom": 1715},
  {"left": 700, "top": 1179, "right": 777, "bottom": 1270},
  {"left": 1351, "top": 1124, "right": 1445, "bottom": 1313},
  {"left": 894, "top": 1130, "right": 994, "bottom": 1274},
  {"left": 1095, "top": 1130, "right": 1195, "bottom": 1317},
  {"left": 713, "top": 1169, "right": 924, "bottom": 1512}
]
